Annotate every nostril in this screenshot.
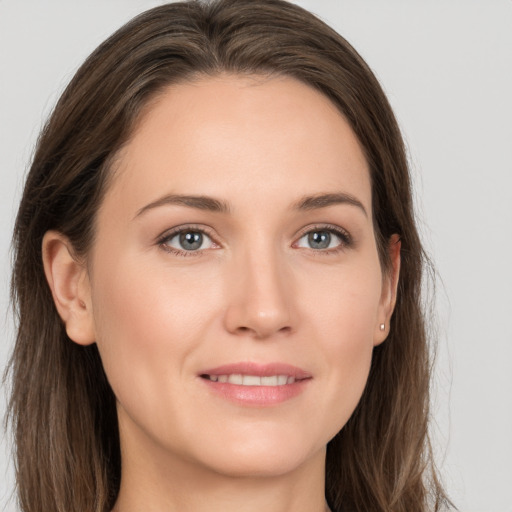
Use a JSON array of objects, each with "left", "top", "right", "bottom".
[{"left": 224, "top": 299, "right": 294, "bottom": 339}]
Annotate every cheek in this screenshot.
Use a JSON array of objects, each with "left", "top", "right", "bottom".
[
  {"left": 89, "top": 254, "right": 216, "bottom": 409},
  {"left": 303, "top": 259, "right": 382, "bottom": 348},
  {"left": 300, "top": 263, "right": 381, "bottom": 430}
]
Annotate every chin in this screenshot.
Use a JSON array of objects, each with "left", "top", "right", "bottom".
[
  {"left": 203, "top": 451, "right": 316, "bottom": 479},
  {"left": 187, "top": 427, "right": 327, "bottom": 479}
]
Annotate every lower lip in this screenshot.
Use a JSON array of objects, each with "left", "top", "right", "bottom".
[{"left": 201, "top": 378, "right": 310, "bottom": 406}]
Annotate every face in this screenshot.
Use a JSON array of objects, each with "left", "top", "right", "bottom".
[{"left": 81, "top": 75, "right": 397, "bottom": 478}]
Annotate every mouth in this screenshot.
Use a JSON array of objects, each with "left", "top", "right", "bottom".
[
  {"left": 200, "top": 374, "right": 300, "bottom": 386},
  {"left": 198, "top": 362, "right": 311, "bottom": 406}
]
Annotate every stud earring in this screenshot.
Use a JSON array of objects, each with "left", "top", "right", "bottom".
[{"left": 379, "top": 323, "right": 385, "bottom": 331}]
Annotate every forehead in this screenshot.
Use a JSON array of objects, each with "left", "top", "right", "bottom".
[{"left": 107, "top": 74, "right": 371, "bottom": 215}]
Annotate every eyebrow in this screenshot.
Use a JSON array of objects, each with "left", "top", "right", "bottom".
[
  {"left": 293, "top": 192, "right": 368, "bottom": 217},
  {"left": 135, "top": 194, "right": 230, "bottom": 218},
  {"left": 134, "top": 191, "right": 367, "bottom": 219}
]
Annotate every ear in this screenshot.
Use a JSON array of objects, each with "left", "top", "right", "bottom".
[
  {"left": 374, "top": 234, "right": 401, "bottom": 346},
  {"left": 42, "top": 231, "right": 96, "bottom": 345}
]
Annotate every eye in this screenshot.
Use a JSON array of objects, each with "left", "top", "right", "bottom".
[
  {"left": 160, "top": 228, "right": 217, "bottom": 254},
  {"left": 295, "top": 227, "right": 351, "bottom": 251}
]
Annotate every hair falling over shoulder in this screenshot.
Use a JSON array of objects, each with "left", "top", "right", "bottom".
[{"left": 7, "top": 1, "right": 453, "bottom": 511}]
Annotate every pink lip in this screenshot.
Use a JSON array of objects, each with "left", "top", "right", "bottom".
[
  {"left": 200, "top": 362, "right": 312, "bottom": 379},
  {"left": 198, "top": 362, "right": 312, "bottom": 407}
]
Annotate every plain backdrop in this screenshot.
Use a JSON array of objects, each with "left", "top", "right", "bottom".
[{"left": 1, "top": 1, "right": 511, "bottom": 511}]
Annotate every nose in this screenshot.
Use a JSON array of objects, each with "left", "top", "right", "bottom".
[{"left": 223, "top": 248, "right": 295, "bottom": 339}]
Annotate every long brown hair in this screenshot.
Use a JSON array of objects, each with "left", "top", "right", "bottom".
[{"left": 8, "top": 1, "right": 451, "bottom": 511}]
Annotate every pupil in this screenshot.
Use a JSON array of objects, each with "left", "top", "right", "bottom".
[
  {"left": 308, "top": 231, "right": 330, "bottom": 249},
  {"left": 179, "top": 231, "right": 203, "bottom": 250}
]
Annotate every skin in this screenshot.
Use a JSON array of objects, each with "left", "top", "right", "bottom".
[{"left": 43, "top": 74, "right": 400, "bottom": 512}]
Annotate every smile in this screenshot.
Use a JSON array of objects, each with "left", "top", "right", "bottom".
[
  {"left": 198, "top": 363, "right": 311, "bottom": 406},
  {"left": 201, "top": 374, "right": 297, "bottom": 385}
]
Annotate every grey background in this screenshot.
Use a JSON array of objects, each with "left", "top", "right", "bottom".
[{"left": 1, "top": 1, "right": 511, "bottom": 511}]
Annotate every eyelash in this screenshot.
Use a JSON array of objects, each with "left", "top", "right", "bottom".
[
  {"left": 157, "top": 223, "right": 353, "bottom": 257},
  {"left": 157, "top": 225, "right": 218, "bottom": 257},
  {"left": 293, "top": 224, "right": 353, "bottom": 255}
]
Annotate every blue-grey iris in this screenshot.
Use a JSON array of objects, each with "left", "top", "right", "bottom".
[
  {"left": 179, "top": 231, "right": 203, "bottom": 250},
  {"left": 308, "top": 231, "right": 331, "bottom": 249}
]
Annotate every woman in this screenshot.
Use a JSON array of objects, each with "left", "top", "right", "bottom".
[{"left": 8, "top": 0, "right": 452, "bottom": 511}]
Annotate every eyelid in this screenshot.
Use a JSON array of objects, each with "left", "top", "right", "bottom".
[
  {"left": 292, "top": 223, "right": 353, "bottom": 251},
  {"left": 156, "top": 224, "right": 221, "bottom": 256}
]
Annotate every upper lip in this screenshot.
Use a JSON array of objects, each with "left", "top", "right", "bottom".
[{"left": 199, "top": 362, "right": 312, "bottom": 380}]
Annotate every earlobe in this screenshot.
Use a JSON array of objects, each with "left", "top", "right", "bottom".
[
  {"left": 42, "top": 231, "right": 96, "bottom": 346},
  {"left": 374, "top": 234, "right": 401, "bottom": 346}
]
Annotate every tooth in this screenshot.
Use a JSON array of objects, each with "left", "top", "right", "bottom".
[
  {"left": 228, "top": 374, "right": 243, "bottom": 385},
  {"left": 277, "top": 375, "right": 288, "bottom": 385},
  {"left": 243, "top": 375, "right": 261, "bottom": 386},
  {"left": 212, "top": 374, "right": 296, "bottom": 386},
  {"left": 261, "top": 375, "right": 278, "bottom": 386}
]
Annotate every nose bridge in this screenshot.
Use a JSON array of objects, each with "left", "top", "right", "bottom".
[{"left": 223, "top": 239, "right": 294, "bottom": 339}]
